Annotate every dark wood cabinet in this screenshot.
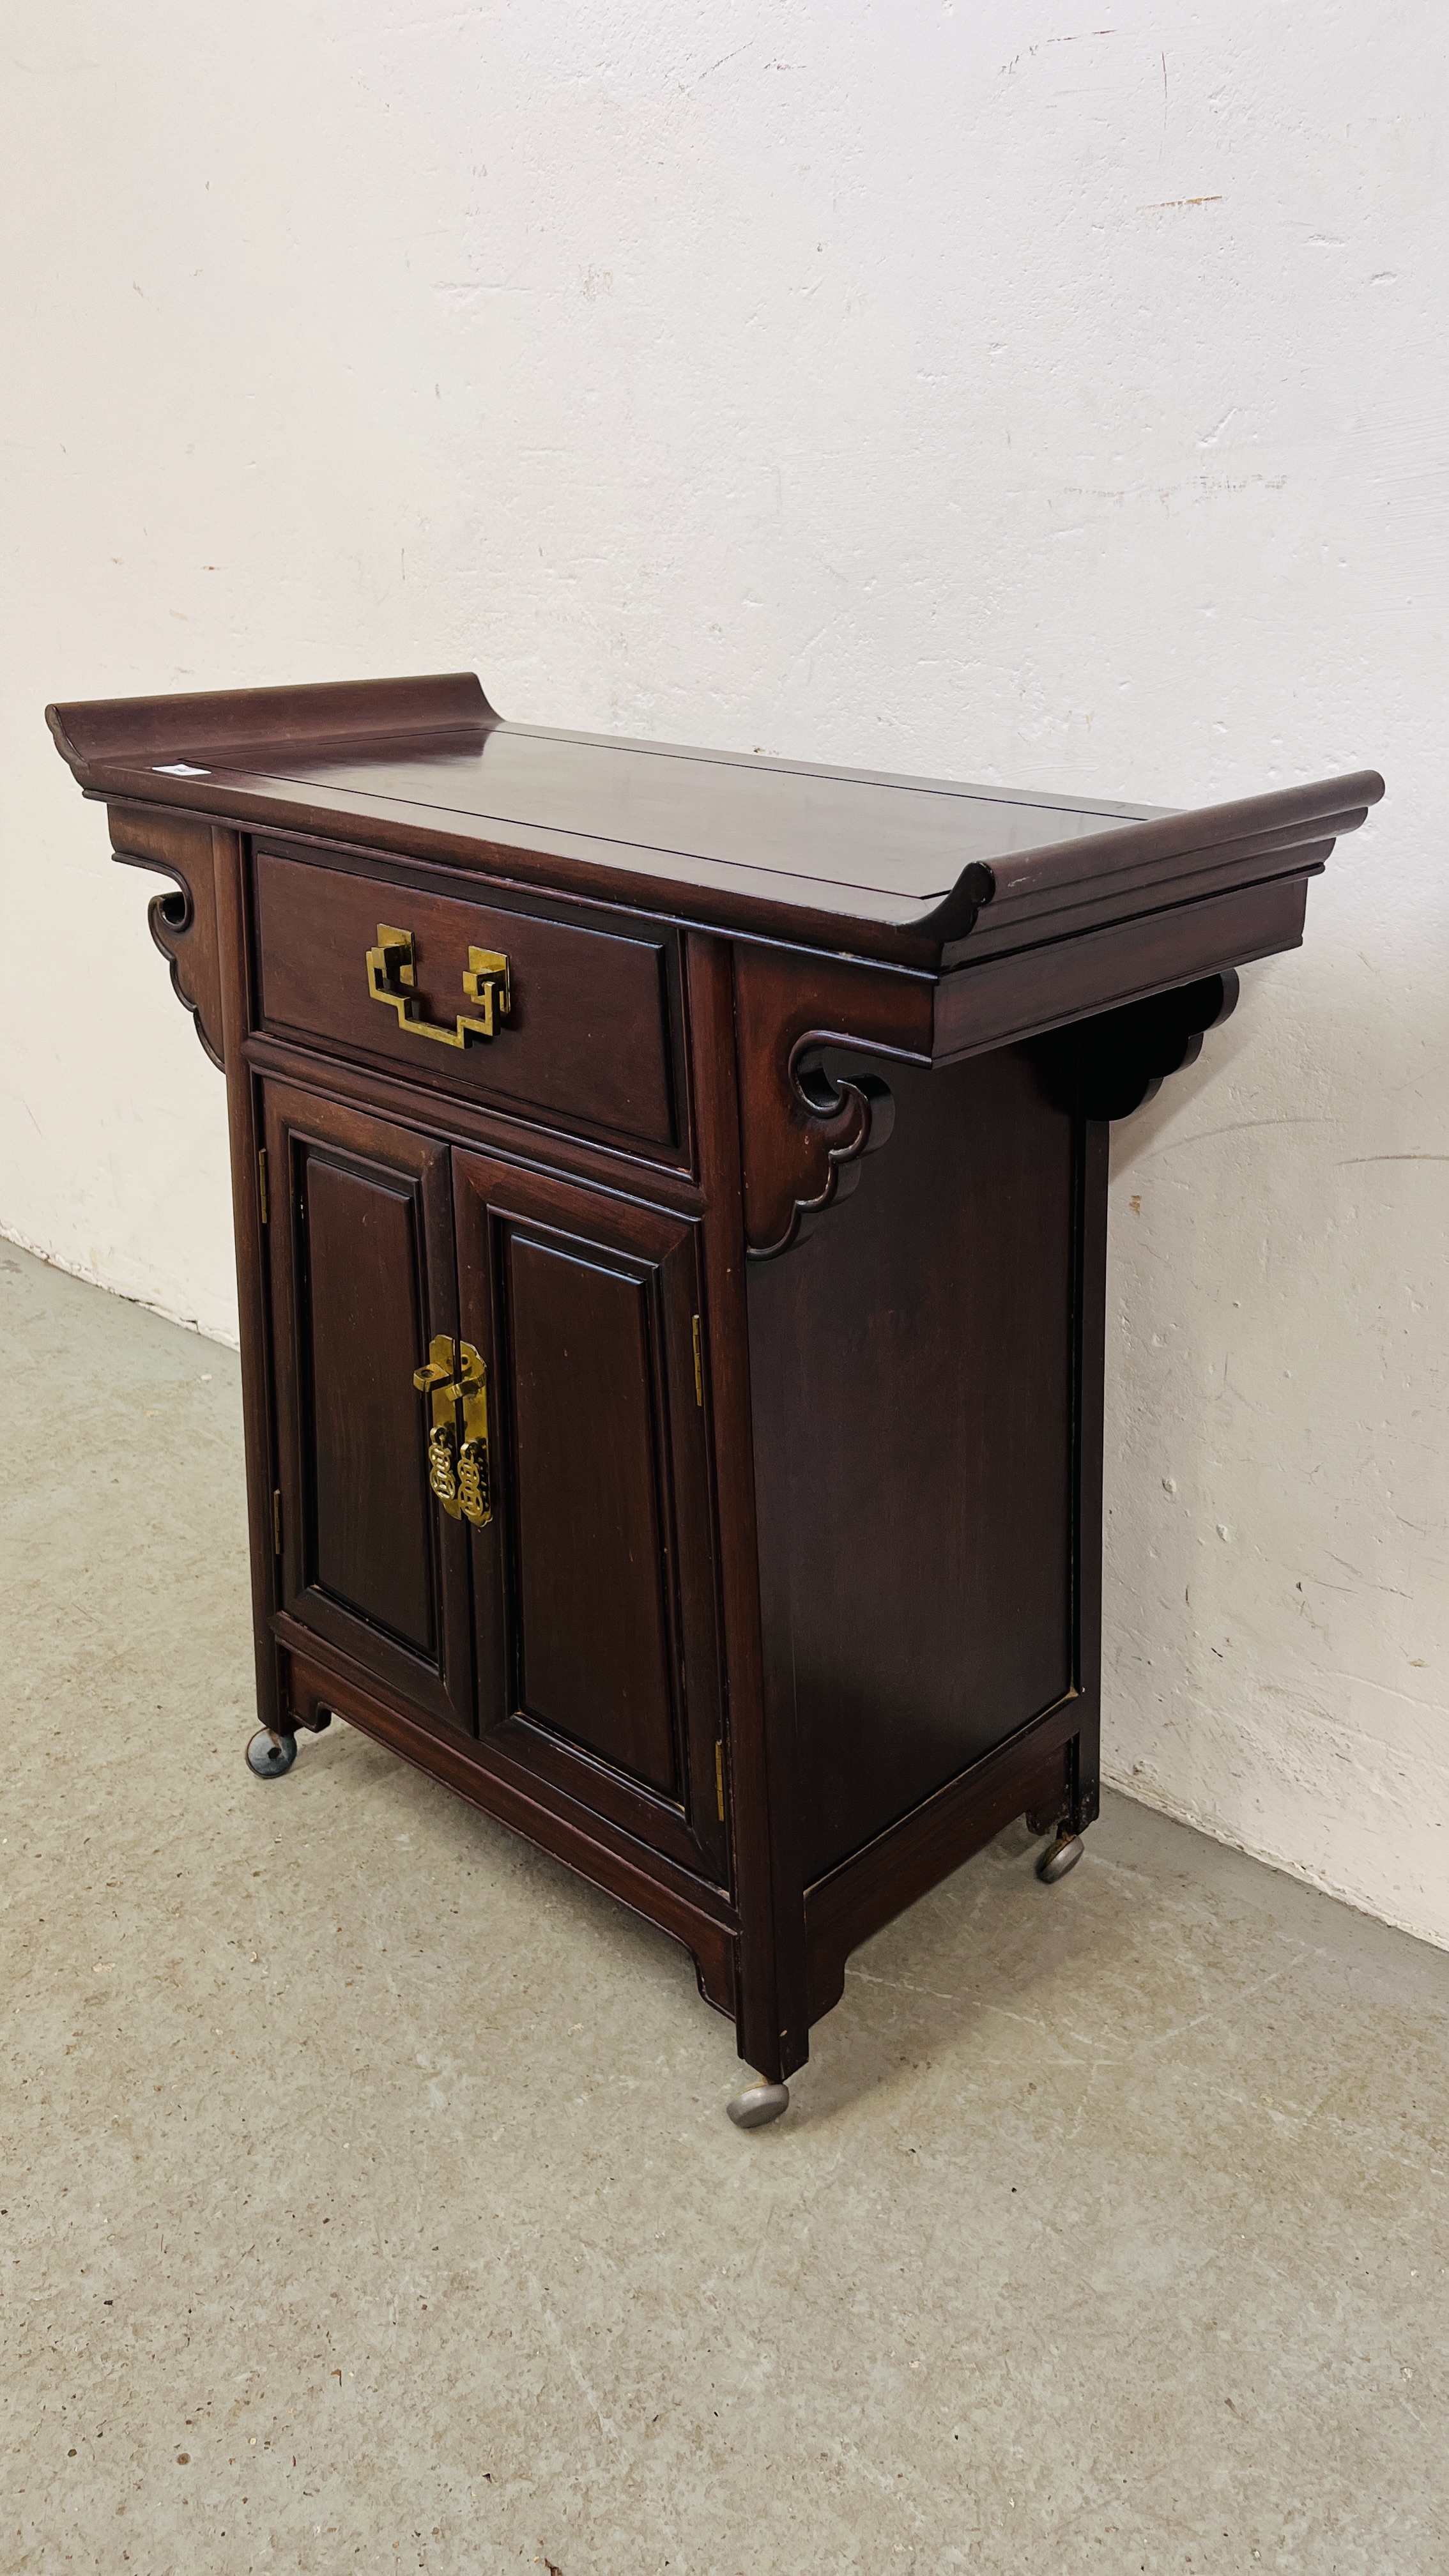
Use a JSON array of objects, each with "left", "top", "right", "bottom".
[{"left": 49, "top": 671, "right": 1383, "bottom": 2122}]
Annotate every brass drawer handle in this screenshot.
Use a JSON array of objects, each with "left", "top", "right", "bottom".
[
  {"left": 413, "top": 1334, "right": 492, "bottom": 1528},
  {"left": 367, "top": 923, "right": 511, "bottom": 1046}
]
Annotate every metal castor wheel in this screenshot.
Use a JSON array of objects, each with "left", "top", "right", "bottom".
[
  {"left": 727, "top": 2080, "right": 790, "bottom": 2130},
  {"left": 246, "top": 1727, "right": 298, "bottom": 1779},
  {"left": 1037, "top": 1831, "right": 1085, "bottom": 1883}
]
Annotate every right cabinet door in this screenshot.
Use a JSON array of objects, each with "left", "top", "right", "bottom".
[{"left": 452, "top": 1151, "right": 727, "bottom": 1885}]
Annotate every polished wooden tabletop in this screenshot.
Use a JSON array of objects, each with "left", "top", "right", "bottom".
[
  {"left": 212, "top": 718, "right": 1163, "bottom": 905},
  {"left": 47, "top": 671, "right": 1383, "bottom": 967}
]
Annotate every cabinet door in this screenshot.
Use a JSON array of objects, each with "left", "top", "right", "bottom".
[
  {"left": 263, "top": 1081, "right": 474, "bottom": 1736},
  {"left": 452, "top": 1152, "right": 726, "bottom": 1883}
]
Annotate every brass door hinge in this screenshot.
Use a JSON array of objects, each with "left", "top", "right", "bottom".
[
  {"left": 272, "top": 1488, "right": 282, "bottom": 1556},
  {"left": 257, "top": 1147, "right": 269, "bottom": 1225},
  {"left": 692, "top": 1314, "right": 704, "bottom": 1407},
  {"left": 714, "top": 1737, "right": 726, "bottom": 1823}
]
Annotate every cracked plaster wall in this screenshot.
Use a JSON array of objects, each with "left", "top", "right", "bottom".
[{"left": 3, "top": 3, "right": 1445, "bottom": 1938}]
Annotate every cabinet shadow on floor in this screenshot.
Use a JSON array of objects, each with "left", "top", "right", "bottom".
[{"left": 306, "top": 1715, "right": 1147, "bottom": 2125}]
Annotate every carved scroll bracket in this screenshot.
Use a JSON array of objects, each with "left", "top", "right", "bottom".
[
  {"left": 107, "top": 802, "right": 226, "bottom": 1070},
  {"left": 733, "top": 945, "right": 933, "bottom": 1259},
  {"left": 1032, "top": 969, "right": 1240, "bottom": 1122}
]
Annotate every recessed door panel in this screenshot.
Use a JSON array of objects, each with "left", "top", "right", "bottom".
[
  {"left": 453, "top": 1151, "right": 727, "bottom": 1882},
  {"left": 305, "top": 1156, "right": 436, "bottom": 1648},
  {"left": 263, "top": 1080, "right": 473, "bottom": 1736},
  {"left": 508, "top": 1231, "right": 677, "bottom": 1793}
]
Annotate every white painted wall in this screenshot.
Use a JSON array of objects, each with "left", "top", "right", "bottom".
[{"left": 4, "top": 3, "right": 1446, "bottom": 1940}]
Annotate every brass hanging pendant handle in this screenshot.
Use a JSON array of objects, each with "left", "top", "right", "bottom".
[
  {"left": 368, "top": 924, "right": 511, "bottom": 1047},
  {"left": 452, "top": 1342, "right": 491, "bottom": 1527},
  {"left": 413, "top": 1335, "right": 492, "bottom": 1528}
]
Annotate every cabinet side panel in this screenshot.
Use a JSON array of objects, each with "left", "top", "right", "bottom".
[
  {"left": 505, "top": 1232, "right": 680, "bottom": 1797},
  {"left": 747, "top": 1045, "right": 1075, "bottom": 1885}
]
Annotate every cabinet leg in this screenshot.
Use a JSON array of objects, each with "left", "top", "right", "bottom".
[
  {"left": 1026, "top": 1727, "right": 1095, "bottom": 1880},
  {"left": 1032, "top": 1715, "right": 1098, "bottom": 1879},
  {"left": 726, "top": 2078, "right": 791, "bottom": 2130}
]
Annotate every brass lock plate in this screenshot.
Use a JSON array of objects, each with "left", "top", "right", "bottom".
[{"left": 413, "top": 1333, "right": 492, "bottom": 1528}]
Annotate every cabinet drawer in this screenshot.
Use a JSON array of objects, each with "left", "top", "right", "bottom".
[{"left": 252, "top": 850, "right": 681, "bottom": 1152}]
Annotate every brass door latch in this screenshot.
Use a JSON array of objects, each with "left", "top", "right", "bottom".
[
  {"left": 413, "top": 1334, "right": 492, "bottom": 1528},
  {"left": 367, "top": 924, "right": 512, "bottom": 1047}
]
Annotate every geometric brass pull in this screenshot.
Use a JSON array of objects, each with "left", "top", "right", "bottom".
[
  {"left": 413, "top": 1333, "right": 492, "bottom": 1528},
  {"left": 367, "top": 923, "right": 512, "bottom": 1047}
]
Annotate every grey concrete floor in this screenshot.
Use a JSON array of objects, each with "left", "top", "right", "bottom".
[{"left": 2, "top": 1241, "right": 1446, "bottom": 2575}]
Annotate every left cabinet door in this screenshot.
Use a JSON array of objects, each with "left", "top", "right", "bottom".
[{"left": 262, "top": 1080, "right": 475, "bottom": 1736}]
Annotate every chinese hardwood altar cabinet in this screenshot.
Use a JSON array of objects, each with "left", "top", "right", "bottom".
[{"left": 48, "top": 675, "right": 1383, "bottom": 2124}]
